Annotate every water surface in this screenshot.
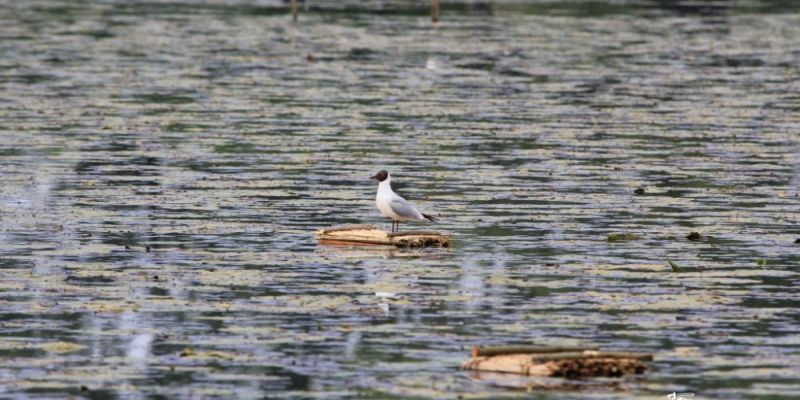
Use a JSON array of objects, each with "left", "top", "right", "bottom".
[{"left": 1, "top": 1, "right": 799, "bottom": 398}]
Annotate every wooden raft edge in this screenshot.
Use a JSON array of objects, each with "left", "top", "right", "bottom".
[
  {"left": 316, "top": 224, "right": 379, "bottom": 235},
  {"left": 315, "top": 226, "right": 451, "bottom": 248},
  {"left": 461, "top": 350, "right": 652, "bottom": 377}
]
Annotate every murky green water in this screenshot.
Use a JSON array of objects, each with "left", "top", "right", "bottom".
[{"left": 1, "top": 1, "right": 799, "bottom": 398}]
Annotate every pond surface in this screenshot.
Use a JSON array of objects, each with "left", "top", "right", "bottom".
[{"left": 1, "top": 0, "right": 799, "bottom": 398}]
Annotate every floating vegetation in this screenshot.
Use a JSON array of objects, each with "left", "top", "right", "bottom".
[
  {"left": 179, "top": 348, "right": 242, "bottom": 361},
  {"left": 38, "top": 341, "right": 87, "bottom": 354},
  {"left": 607, "top": 232, "right": 643, "bottom": 242}
]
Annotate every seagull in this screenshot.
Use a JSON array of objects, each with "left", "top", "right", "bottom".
[{"left": 370, "top": 170, "right": 437, "bottom": 233}]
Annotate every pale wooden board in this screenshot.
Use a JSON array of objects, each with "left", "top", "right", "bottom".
[
  {"left": 315, "top": 225, "right": 451, "bottom": 248},
  {"left": 462, "top": 352, "right": 649, "bottom": 378},
  {"left": 462, "top": 354, "right": 557, "bottom": 376}
]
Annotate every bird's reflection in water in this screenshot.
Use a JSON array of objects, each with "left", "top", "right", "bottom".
[
  {"left": 316, "top": 243, "right": 452, "bottom": 259},
  {"left": 467, "top": 371, "right": 638, "bottom": 392}
]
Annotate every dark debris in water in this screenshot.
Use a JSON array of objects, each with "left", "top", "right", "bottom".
[{"left": 65, "top": 275, "right": 116, "bottom": 284}]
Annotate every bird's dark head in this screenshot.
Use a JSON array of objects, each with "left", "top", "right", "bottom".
[{"left": 370, "top": 170, "right": 389, "bottom": 182}]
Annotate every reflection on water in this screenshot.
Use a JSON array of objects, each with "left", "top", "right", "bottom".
[
  {"left": 126, "top": 334, "right": 154, "bottom": 364},
  {"left": 1, "top": 0, "right": 799, "bottom": 398}
]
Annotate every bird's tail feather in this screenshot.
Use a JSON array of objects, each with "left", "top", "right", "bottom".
[{"left": 422, "top": 213, "right": 437, "bottom": 222}]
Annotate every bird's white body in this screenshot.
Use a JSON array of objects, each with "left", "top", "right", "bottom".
[{"left": 375, "top": 175, "right": 425, "bottom": 222}]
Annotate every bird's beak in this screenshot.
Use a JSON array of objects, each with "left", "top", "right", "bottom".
[{"left": 370, "top": 174, "right": 379, "bottom": 181}]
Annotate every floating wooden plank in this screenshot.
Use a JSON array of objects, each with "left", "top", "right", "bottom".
[
  {"left": 463, "top": 348, "right": 652, "bottom": 378},
  {"left": 472, "top": 345, "right": 599, "bottom": 358},
  {"left": 315, "top": 225, "right": 451, "bottom": 248}
]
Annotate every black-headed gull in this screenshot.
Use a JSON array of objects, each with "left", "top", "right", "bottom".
[{"left": 370, "top": 170, "right": 436, "bottom": 233}]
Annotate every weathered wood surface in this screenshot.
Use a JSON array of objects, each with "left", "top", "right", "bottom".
[
  {"left": 315, "top": 225, "right": 451, "bottom": 248},
  {"left": 463, "top": 349, "right": 652, "bottom": 378},
  {"left": 472, "top": 345, "right": 599, "bottom": 358}
]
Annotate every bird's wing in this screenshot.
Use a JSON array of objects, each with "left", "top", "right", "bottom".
[{"left": 389, "top": 196, "right": 423, "bottom": 220}]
